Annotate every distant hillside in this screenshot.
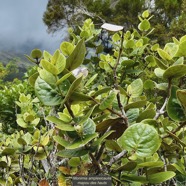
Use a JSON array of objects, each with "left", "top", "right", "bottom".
[{"left": 0, "top": 51, "right": 34, "bottom": 80}]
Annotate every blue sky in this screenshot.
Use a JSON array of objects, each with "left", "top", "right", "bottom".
[{"left": 0, "top": 0, "right": 68, "bottom": 54}]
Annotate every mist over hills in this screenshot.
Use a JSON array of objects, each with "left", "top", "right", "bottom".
[{"left": 0, "top": 0, "right": 68, "bottom": 80}]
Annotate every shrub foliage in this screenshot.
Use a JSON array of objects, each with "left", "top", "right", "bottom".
[{"left": 0, "top": 11, "right": 186, "bottom": 185}]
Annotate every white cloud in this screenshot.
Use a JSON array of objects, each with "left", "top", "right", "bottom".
[{"left": 0, "top": 0, "right": 68, "bottom": 54}]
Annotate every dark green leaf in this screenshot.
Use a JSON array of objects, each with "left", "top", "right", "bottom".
[
  {"left": 61, "top": 76, "right": 83, "bottom": 106},
  {"left": 57, "top": 148, "right": 89, "bottom": 158},
  {"left": 148, "top": 171, "right": 176, "bottom": 184},
  {"left": 99, "top": 90, "right": 116, "bottom": 110},
  {"left": 167, "top": 86, "right": 186, "bottom": 121},
  {"left": 136, "top": 109, "right": 156, "bottom": 122},
  {"left": 46, "top": 116, "right": 75, "bottom": 131},
  {"left": 66, "top": 39, "right": 86, "bottom": 71},
  {"left": 66, "top": 133, "right": 98, "bottom": 149},
  {"left": 53, "top": 135, "right": 69, "bottom": 147},
  {"left": 35, "top": 77, "right": 62, "bottom": 106},
  {"left": 2, "top": 148, "right": 15, "bottom": 156},
  {"left": 177, "top": 90, "right": 186, "bottom": 111}
]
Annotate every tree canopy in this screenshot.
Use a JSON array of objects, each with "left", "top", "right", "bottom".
[{"left": 43, "top": 0, "right": 186, "bottom": 44}]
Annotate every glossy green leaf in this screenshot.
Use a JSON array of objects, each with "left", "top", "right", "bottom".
[
  {"left": 51, "top": 49, "right": 60, "bottom": 65},
  {"left": 34, "top": 152, "right": 47, "bottom": 160},
  {"left": 151, "top": 43, "right": 159, "bottom": 51},
  {"left": 2, "top": 148, "right": 15, "bottom": 156},
  {"left": 148, "top": 171, "right": 176, "bottom": 184},
  {"left": 53, "top": 135, "right": 69, "bottom": 147},
  {"left": 157, "top": 48, "right": 172, "bottom": 60},
  {"left": 154, "top": 68, "right": 165, "bottom": 78},
  {"left": 38, "top": 68, "right": 56, "bottom": 85},
  {"left": 155, "top": 83, "right": 168, "bottom": 90},
  {"left": 144, "top": 80, "right": 156, "bottom": 90},
  {"left": 142, "top": 10, "right": 149, "bottom": 18},
  {"left": 118, "top": 123, "right": 161, "bottom": 157},
  {"left": 58, "top": 112, "right": 71, "bottom": 123},
  {"left": 145, "top": 55, "right": 156, "bottom": 67},
  {"left": 25, "top": 54, "right": 37, "bottom": 63},
  {"left": 114, "top": 161, "right": 137, "bottom": 172},
  {"left": 16, "top": 118, "right": 28, "bottom": 128},
  {"left": 136, "top": 109, "right": 156, "bottom": 122},
  {"left": 138, "top": 161, "right": 164, "bottom": 168},
  {"left": 46, "top": 116, "right": 75, "bottom": 131},
  {"left": 0, "top": 161, "right": 7, "bottom": 168},
  {"left": 175, "top": 40, "right": 186, "bottom": 57},
  {"left": 35, "top": 77, "right": 62, "bottom": 106},
  {"left": 112, "top": 33, "right": 120, "bottom": 42},
  {"left": 41, "top": 135, "right": 50, "bottom": 146},
  {"left": 70, "top": 92, "right": 92, "bottom": 101},
  {"left": 84, "top": 73, "right": 98, "bottom": 87},
  {"left": 66, "top": 39, "right": 86, "bottom": 71},
  {"left": 121, "top": 59, "right": 135, "bottom": 67},
  {"left": 164, "top": 43, "right": 178, "bottom": 58},
  {"left": 66, "top": 133, "right": 98, "bottom": 149},
  {"left": 125, "top": 40, "right": 135, "bottom": 48},
  {"left": 172, "top": 163, "right": 186, "bottom": 175},
  {"left": 92, "top": 131, "right": 114, "bottom": 147},
  {"left": 30, "top": 48, "right": 42, "bottom": 59},
  {"left": 28, "top": 72, "right": 39, "bottom": 87},
  {"left": 124, "top": 100, "right": 147, "bottom": 111},
  {"left": 41, "top": 59, "right": 59, "bottom": 75},
  {"left": 17, "top": 138, "right": 27, "bottom": 146},
  {"left": 154, "top": 57, "right": 168, "bottom": 70},
  {"left": 56, "top": 72, "right": 72, "bottom": 85},
  {"left": 121, "top": 174, "right": 147, "bottom": 183},
  {"left": 138, "top": 19, "right": 150, "bottom": 31},
  {"left": 61, "top": 76, "right": 83, "bottom": 105},
  {"left": 167, "top": 86, "right": 186, "bottom": 121},
  {"left": 177, "top": 89, "right": 186, "bottom": 111},
  {"left": 92, "top": 87, "right": 111, "bottom": 97},
  {"left": 105, "top": 140, "right": 122, "bottom": 152},
  {"left": 163, "top": 65, "right": 186, "bottom": 79},
  {"left": 57, "top": 148, "right": 89, "bottom": 158},
  {"left": 68, "top": 157, "right": 81, "bottom": 167},
  {"left": 60, "top": 41, "right": 75, "bottom": 56},
  {"left": 126, "top": 108, "right": 139, "bottom": 123},
  {"left": 43, "top": 50, "right": 52, "bottom": 61},
  {"left": 173, "top": 57, "right": 184, "bottom": 65},
  {"left": 82, "top": 118, "right": 96, "bottom": 135},
  {"left": 99, "top": 90, "right": 116, "bottom": 110},
  {"left": 79, "top": 106, "right": 96, "bottom": 125},
  {"left": 127, "top": 79, "right": 143, "bottom": 97},
  {"left": 55, "top": 53, "right": 66, "bottom": 73}
]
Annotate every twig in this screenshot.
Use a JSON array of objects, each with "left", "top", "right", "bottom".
[
  {"left": 90, "top": 96, "right": 125, "bottom": 118},
  {"left": 108, "top": 150, "right": 128, "bottom": 167},
  {"left": 163, "top": 121, "right": 186, "bottom": 138},
  {"left": 154, "top": 78, "right": 172, "bottom": 120},
  {"left": 154, "top": 98, "right": 168, "bottom": 120},
  {"left": 112, "top": 28, "right": 128, "bottom": 126}
]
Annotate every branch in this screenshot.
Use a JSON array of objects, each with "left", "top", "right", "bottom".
[
  {"left": 108, "top": 150, "right": 128, "bottom": 167},
  {"left": 113, "top": 29, "right": 128, "bottom": 126},
  {"left": 154, "top": 98, "right": 168, "bottom": 120},
  {"left": 163, "top": 121, "right": 186, "bottom": 139},
  {"left": 154, "top": 78, "right": 172, "bottom": 120}
]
